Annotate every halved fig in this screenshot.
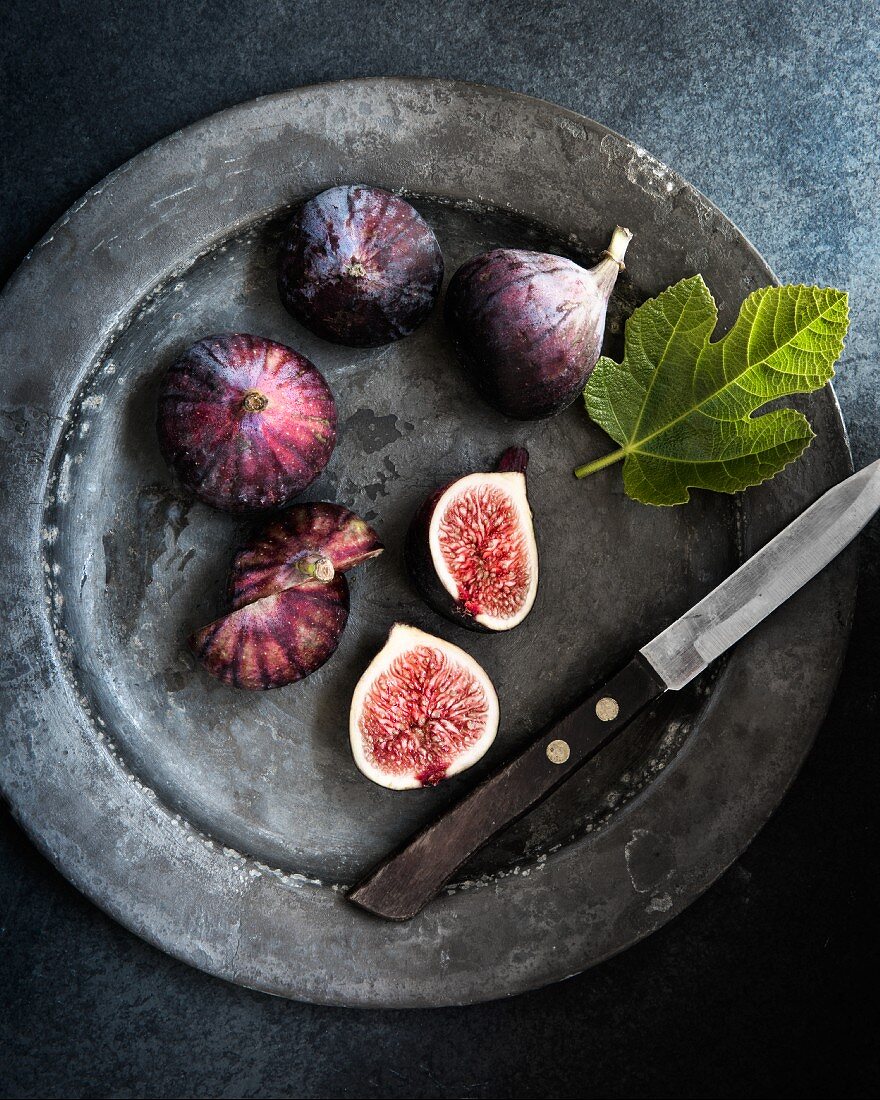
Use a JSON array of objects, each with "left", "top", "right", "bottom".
[
  {"left": 189, "top": 577, "right": 349, "bottom": 690},
  {"left": 228, "top": 502, "right": 384, "bottom": 608},
  {"left": 350, "top": 624, "right": 499, "bottom": 789},
  {"left": 189, "top": 502, "right": 382, "bottom": 689},
  {"left": 405, "top": 447, "right": 539, "bottom": 632}
]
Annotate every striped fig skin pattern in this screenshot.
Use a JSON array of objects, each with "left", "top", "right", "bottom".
[
  {"left": 157, "top": 333, "right": 337, "bottom": 513},
  {"left": 277, "top": 185, "right": 444, "bottom": 347},
  {"left": 190, "top": 577, "right": 349, "bottom": 690},
  {"left": 445, "top": 249, "right": 614, "bottom": 419},
  {"left": 229, "top": 503, "right": 384, "bottom": 608},
  {"left": 190, "top": 502, "right": 382, "bottom": 690}
]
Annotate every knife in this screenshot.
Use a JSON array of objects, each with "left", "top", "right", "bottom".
[{"left": 348, "top": 459, "right": 880, "bottom": 921}]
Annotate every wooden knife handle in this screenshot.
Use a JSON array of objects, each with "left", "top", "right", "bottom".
[{"left": 347, "top": 655, "right": 667, "bottom": 921}]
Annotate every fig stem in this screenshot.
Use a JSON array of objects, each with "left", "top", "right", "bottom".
[
  {"left": 574, "top": 447, "right": 628, "bottom": 479},
  {"left": 241, "top": 390, "right": 269, "bottom": 412},
  {"left": 496, "top": 446, "right": 529, "bottom": 474},
  {"left": 601, "top": 225, "right": 633, "bottom": 269},
  {"left": 296, "top": 554, "right": 335, "bottom": 582}
]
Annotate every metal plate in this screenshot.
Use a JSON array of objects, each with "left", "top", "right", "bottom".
[{"left": 0, "top": 79, "right": 855, "bottom": 1007}]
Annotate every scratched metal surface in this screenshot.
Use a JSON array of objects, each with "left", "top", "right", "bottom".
[{"left": 0, "top": 79, "right": 855, "bottom": 1006}]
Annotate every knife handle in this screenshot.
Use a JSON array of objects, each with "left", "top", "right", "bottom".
[{"left": 348, "top": 654, "right": 666, "bottom": 921}]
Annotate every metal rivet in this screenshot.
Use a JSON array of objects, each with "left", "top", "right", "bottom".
[
  {"left": 546, "top": 739, "right": 570, "bottom": 764},
  {"left": 595, "top": 696, "right": 619, "bottom": 721}
]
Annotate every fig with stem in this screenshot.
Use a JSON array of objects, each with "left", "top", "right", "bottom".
[
  {"left": 406, "top": 447, "right": 539, "bottom": 632},
  {"left": 445, "top": 226, "right": 632, "bottom": 419},
  {"left": 190, "top": 503, "right": 382, "bottom": 689}
]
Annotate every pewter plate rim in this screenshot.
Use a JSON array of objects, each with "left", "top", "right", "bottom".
[{"left": 0, "top": 78, "right": 855, "bottom": 1007}]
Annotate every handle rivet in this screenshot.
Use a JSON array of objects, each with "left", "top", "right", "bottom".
[
  {"left": 596, "top": 696, "right": 619, "bottom": 721},
  {"left": 546, "top": 739, "right": 570, "bottom": 764}
]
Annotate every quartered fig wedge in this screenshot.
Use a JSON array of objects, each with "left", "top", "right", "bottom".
[
  {"left": 406, "top": 447, "right": 539, "bottom": 632},
  {"left": 189, "top": 503, "right": 382, "bottom": 689},
  {"left": 350, "top": 624, "right": 500, "bottom": 789},
  {"left": 228, "top": 502, "right": 384, "bottom": 608},
  {"left": 190, "top": 578, "right": 350, "bottom": 690}
]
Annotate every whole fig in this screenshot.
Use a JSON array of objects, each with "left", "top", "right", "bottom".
[
  {"left": 278, "top": 185, "right": 444, "bottom": 347},
  {"left": 445, "top": 226, "right": 632, "bottom": 419},
  {"left": 157, "top": 333, "right": 337, "bottom": 513}
]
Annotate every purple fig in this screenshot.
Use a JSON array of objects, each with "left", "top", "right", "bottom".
[
  {"left": 277, "top": 185, "right": 444, "bottom": 347},
  {"left": 190, "top": 502, "right": 382, "bottom": 689},
  {"left": 157, "top": 333, "right": 337, "bottom": 513},
  {"left": 405, "top": 447, "right": 538, "bottom": 632},
  {"left": 228, "top": 502, "right": 384, "bottom": 608},
  {"left": 190, "top": 578, "right": 350, "bottom": 690},
  {"left": 444, "top": 226, "right": 633, "bottom": 419}
]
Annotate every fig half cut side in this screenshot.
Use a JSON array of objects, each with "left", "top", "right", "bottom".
[
  {"left": 350, "top": 624, "right": 500, "bottom": 789},
  {"left": 406, "top": 447, "right": 539, "bottom": 632}
]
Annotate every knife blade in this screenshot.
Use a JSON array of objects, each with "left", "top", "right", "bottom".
[{"left": 349, "top": 459, "right": 880, "bottom": 921}]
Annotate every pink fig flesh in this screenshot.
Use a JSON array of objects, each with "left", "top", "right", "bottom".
[
  {"left": 229, "top": 502, "right": 383, "bottom": 608},
  {"left": 405, "top": 448, "right": 539, "bottom": 632},
  {"left": 349, "top": 624, "right": 499, "bottom": 789},
  {"left": 444, "top": 227, "right": 632, "bottom": 419},
  {"left": 437, "top": 484, "right": 532, "bottom": 622},
  {"left": 189, "top": 576, "right": 349, "bottom": 690},
  {"left": 157, "top": 333, "right": 337, "bottom": 512}
]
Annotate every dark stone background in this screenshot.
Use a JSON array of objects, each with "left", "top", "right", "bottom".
[{"left": 1, "top": 1, "right": 877, "bottom": 1096}]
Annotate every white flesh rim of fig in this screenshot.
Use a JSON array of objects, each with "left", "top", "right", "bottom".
[
  {"left": 428, "top": 471, "right": 539, "bottom": 631},
  {"left": 349, "top": 623, "right": 500, "bottom": 790}
]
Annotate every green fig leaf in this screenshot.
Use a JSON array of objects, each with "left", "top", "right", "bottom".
[{"left": 576, "top": 277, "right": 849, "bottom": 506}]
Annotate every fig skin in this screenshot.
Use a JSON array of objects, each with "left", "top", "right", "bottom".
[
  {"left": 444, "top": 227, "right": 632, "bottom": 419},
  {"left": 405, "top": 447, "right": 538, "bottom": 633},
  {"left": 229, "top": 502, "right": 384, "bottom": 607},
  {"left": 277, "top": 185, "right": 444, "bottom": 347},
  {"left": 189, "top": 577, "right": 349, "bottom": 690},
  {"left": 157, "top": 333, "right": 337, "bottom": 513},
  {"left": 190, "top": 502, "right": 382, "bottom": 690}
]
